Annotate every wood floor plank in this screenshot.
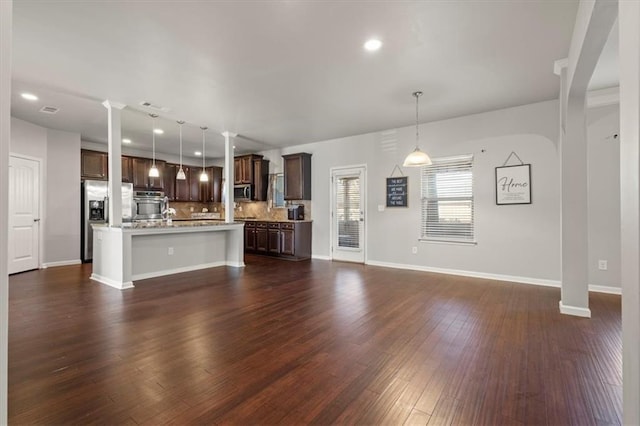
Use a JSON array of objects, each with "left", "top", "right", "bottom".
[{"left": 7, "top": 257, "right": 622, "bottom": 425}]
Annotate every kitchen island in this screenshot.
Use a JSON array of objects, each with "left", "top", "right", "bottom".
[{"left": 91, "top": 221, "right": 244, "bottom": 289}]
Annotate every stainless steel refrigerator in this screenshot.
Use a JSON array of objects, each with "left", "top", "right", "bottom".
[{"left": 81, "top": 180, "right": 134, "bottom": 262}]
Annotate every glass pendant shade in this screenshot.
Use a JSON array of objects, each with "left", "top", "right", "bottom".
[
  {"left": 199, "top": 170, "right": 209, "bottom": 182},
  {"left": 403, "top": 91, "right": 432, "bottom": 167},
  {"left": 176, "top": 167, "right": 186, "bottom": 180},
  {"left": 148, "top": 164, "right": 160, "bottom": 177},
  {"left": 403, "top": 148, "right": 432, "bottom": 167}
]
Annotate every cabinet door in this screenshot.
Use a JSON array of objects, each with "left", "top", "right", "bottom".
[
  {"left": 175, "top": 167, "right": 191, "bottom": 201},
  {"left": 241, "top": 156, "right": 253, "bottom": 184},
  {"left": 121, "top": 156, "right": 133, "bottom": 183},
  {"left": 164, "top": 164, "right": 177, "bottom": 201},
  {"left": 256, "top": 223, "right": 268, "bottom": 252},
  {"left": 253, "top": 159, "right": 269, "bottom": 201},
  {"left": 132, "top": 158, "right": 150, "bottom": 189},
  {"left": 280, "top": 228, "right": 295, "bottom": 255},
  {"left": 148, "top": 161, "right": 165, "bottom": 191},
  {"left": 81, "top": 150, "right": 108, "bottom": 180},
  {"left": 234, "top": 158, "right": 242, "bottom": 184},
  {"left": 202, "top": 166, "right": 223, "bottom": 202},
  {"left": 283, "top": 153, "right": 312, "bottom": 200},
  {"left": 268, "top": 223, "right": 280, "bottom": 254},
  {"left": 244, "top": 224, "right": 256, "bottom": 252},
  {"left": 190, "top": 168, "right": 202, "bottom": 201}
]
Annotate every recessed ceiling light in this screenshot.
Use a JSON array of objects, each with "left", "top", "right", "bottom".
[
  {"left": 153, "top": 128, "right": 164, "bottom": 135},
  {"left": 194, "top": 151, "right": 202, "bottom": 156},
  {"left": 122, "top": 138, "right": 131, "bottom": 144},
  {"left": 364, "top": 39, "right": 382, "bottom": 52},
  {"left": 21, "top": 93, "right": 38, "bottom": 101}
]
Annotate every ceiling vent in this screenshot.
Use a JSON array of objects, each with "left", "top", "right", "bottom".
[
  {"left": 39, "top": 106, "right": 59, "bottom": 114},
  {"left": 139, "top": 101, "right": 171, "bottom": 113}
]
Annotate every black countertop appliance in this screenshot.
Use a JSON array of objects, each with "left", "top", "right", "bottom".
[{"left": 287, "top": 204, "right": 304, "bottom": 220}]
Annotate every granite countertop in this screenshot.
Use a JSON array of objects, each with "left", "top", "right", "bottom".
[
  {"left": 120, "top": 220, "right": 241, "bottom": 229},
  {"left": 236, "top": 218, "right": 313, "bottom": 223}
]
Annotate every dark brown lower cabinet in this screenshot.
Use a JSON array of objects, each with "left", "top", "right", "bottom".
[
  {"left": 244, "top": 222, "right": 257, "bottom": 251},
  {"left": 256, "top": 222, "right": 268, "bottom": 253},
  {"left": 244, "top": 221, "right": 311, "bottom": 260},
  {"left": 268, "top": 223, "right": 281, "bottom": 254}
]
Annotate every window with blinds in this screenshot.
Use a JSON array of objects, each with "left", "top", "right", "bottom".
[
  {"left": 336, "top": 176, "right": 361, "bottom": 249},
  {"left": 420, "top": 154, "right": 474, "bottom": 243}
]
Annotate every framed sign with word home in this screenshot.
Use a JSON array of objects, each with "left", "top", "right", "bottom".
[{"left": 495, "top": 164, "right": 531, "bottom": 205}]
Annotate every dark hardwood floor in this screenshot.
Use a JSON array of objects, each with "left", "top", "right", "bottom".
[{"left": 8, "top": 255, "right": 621, "bottom": 425}]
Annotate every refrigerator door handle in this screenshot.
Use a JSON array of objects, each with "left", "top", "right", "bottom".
[{"left": 104, "top": 196, "right": 109, "bottom": 223}]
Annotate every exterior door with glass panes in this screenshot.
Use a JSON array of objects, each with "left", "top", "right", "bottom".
[{"left": 331, "top": 166, "right": 366, "bottom": 263}]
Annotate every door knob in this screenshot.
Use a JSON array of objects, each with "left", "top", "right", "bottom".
[{"left": 33, "top": 218, "right": 40, "bottom": 222}]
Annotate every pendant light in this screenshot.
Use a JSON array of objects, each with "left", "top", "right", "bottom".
[
  {"left": 148, "top": 113, "right": 160, "bottom": 177},
  {"left": 199, "top": 126, "right": 209, "bottom": 182},
  {"left": 176, "top": 120, "right": 186, "bottom": 180},
  {"left": 403, "top": 91, "right": 432, "bottom": 167}
]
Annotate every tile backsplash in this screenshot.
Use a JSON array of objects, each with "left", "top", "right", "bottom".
[{"left": 170, "top": 200, "right": 311, "bottom": 221}]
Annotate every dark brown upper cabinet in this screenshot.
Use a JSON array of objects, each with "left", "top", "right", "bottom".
[
  {"left": 283, "top": 153, "right": 312, "bottom": 200},
  {"left": 81, "top": 150, "right": 108, "bottom": 180},
  {"left": 132, "top": 157, "right": 165, "bottom": 191}
]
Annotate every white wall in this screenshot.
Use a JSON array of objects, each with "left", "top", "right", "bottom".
[
  {"left": 275, "top": 100, "right": 562, "bottom": 283},
  {"left": 11, "top": 117, "right": 82, "bottom": 265},
  {"left": 587, "top": 104, "right": 620, "bottom": 290},
  {"left": 46, "top": 129, "right": 81, "bottom": 264}
]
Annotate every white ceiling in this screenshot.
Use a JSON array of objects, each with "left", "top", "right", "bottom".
[{"left": 10, "top": 0, "right": 602, "bottom": 159}]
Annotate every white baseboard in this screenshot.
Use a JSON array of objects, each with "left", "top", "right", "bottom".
[
  {"left": 312, "top": 254, "right": 331, "bottom": 260},
  {"left": 365, "top": 260, "right": 561, "bottom": 288},
  {"left": 559, "top": 300, "right": 592, "bottom": 318},
  {"left": 90, "top": 273, "right": 134, "bottom": 290},
  {"left": 131, "top": 261, "right": 227, "bottom": 281},
  {"left": 42, "top": 259, "right": 81, "bottom": 269},
  {"left": 226, "top": 261, "right": 245, "bottom": 268},
  {"left": 588, "top": 284, "right": 622, "bottom": 295}
]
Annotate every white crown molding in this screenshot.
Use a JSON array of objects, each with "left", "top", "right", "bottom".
[
  {"left": 587, "top": 86, "right": 620, "bottom": 108},
  {"left": 101, "top": 100, "right": 126, "bottom": 110},
  {"left": 554, "top": 58, "right": 569, "bottom": 76}
]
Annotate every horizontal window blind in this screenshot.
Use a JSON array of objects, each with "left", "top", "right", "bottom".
[
  {"left": 336, "top": 176, "right": 361, "bottom": 249},
  {"left": 420, "top": 154, "right": 474, "bottom": 242}
]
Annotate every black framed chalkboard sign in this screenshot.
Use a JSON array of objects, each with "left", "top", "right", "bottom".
[{"left": 386, "top": 176, "right": 408, "bottom": 207}]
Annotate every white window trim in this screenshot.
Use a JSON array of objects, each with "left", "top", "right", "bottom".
[{"left": 420, "top": 154, "right": 475, "bottom": 244}]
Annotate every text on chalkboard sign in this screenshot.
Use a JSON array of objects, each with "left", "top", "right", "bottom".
[{"left": 386, "top": 176, "right": 408, "bottom": 207}]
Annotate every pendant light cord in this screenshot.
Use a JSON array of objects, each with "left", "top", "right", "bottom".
[
  {"left": 414, "top": 91, "right": 422, "bottom": 150},
  {"left": 201, "top": 126, "right": 207, "bottom": 172},
  {"left": 150, "top": 113, "right": 158, "bottom": 166},
  {"left": 178, "top": 121, "right": 184, "bottom": 168}
]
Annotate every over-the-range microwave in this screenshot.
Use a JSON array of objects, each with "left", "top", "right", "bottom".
[{"left": 234, "top": 184, "right": 252, "bottom": 201}]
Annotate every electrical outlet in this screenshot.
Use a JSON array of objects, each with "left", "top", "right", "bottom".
[
  {"left": 190, "top": 206, "right": 194, "bottom": 212},
  {"left": 412, "top": 246, "right": 418, "bottom": 254},
  {"left": 168, "top": 247, "right": 174, "bottom": 256},
  {"left": 378, "top": 204, "right": 385, "bottom": 212},
  {"left": 598, "top": 260, "right": 608, "bottom": 270}
]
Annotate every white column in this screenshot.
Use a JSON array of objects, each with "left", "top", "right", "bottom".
[
  {"left": 560, "top": 90, "right": 590, "bottom": 316},
  {"left": 620, "top": 1, "right": 640, "bottom": 423},
  {"left": 221, "top": 131, "right": 237, "bottom": 223},
  {"left": 0, "top": 1, "right": 12, "bottom": 422},
  {"left": 554, "top": 0, "right": 617, "bottom": 317},
  {"left": 102, "top": 101, "right": 126, "bottom": 227}
]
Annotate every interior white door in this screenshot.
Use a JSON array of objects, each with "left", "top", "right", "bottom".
[
  {"left": 331, "top": 166, "right": 366, "bottom": 263},
  {"left": 8, "top": 155, "right": 40, "bottom": 274}
]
